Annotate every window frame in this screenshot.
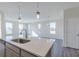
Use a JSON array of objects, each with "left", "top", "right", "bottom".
[
  {"left": 49, "top": 22, "right": 56, "bottom": 34},
  {"left": 5, "top": 22, "right": 13, "bottom": 40}
]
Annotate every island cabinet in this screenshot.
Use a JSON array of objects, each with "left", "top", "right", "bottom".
[
  {"left": 21, "top": 50, "right": 36, "bottom": 57},
  {"left": 0, "top": 42, "right": 4, "bottom": 57},
  {"left": 6, "top": 43, "right": 36, "bottom": 57},
  {"left": 6, "top": 43, "right": 19, "bottom": 57},
  {"left": 6, "top": 48, "right": 19, "bottom": 57}
]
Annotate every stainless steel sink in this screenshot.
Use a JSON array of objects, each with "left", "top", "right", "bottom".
[{"left": 12, "top": 38, "right": 30, "bottom": 44}]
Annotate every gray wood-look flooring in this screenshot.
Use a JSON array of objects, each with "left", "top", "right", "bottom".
[
  {"left": 51, "top": 39, "right": 79, "bottom": 57},
  {"left": 62, "top": 47, "right": 79, "bottom": 57}
]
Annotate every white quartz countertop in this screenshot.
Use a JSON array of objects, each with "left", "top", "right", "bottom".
[{"left": 0, "top": 37, "right": 55, "bottom": 57}]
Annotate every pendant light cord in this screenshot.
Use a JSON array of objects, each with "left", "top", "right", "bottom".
[
  {"left": 17, "top": 2, "right": 22, "bottom": 20},
  {"left": 37, "top": 2, "right": 39, "bottom": 12},
  {"left": 19, "top": 5, "right": 21, "bottom": 18}
]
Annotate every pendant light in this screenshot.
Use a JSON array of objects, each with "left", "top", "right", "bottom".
[
  {"left": 18, "top": 3, "right": 22, "bottom": 23},
  {"left": 36, "top": 2, "right": 40, "bottom": 20}
]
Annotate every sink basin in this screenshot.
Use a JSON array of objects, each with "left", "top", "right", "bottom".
[{"left": 12, "top": 38, "right": 30, "bottom": 44}]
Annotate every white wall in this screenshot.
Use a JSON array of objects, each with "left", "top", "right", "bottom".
[
  {"left": 64, "top": 7, "right": 79, "bottom": 49},
  {"left": 26, "top": 20, "right": 64, "bottom": 39},
  {"left": 12, "top": 21, "right": 19, "bottom": 39},
  {"left": 0, "top": 12, "right": 6, "bottom": 39},
  {"left": 0, "top": 14, "right": 2, "bottom": 38}
]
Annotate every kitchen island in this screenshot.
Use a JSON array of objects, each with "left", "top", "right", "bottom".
[{"left": 0, "top": 37, "right": 55, "bottom": 57}]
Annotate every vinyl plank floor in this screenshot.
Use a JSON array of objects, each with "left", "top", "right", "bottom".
[{"left": 62, "top": 47, "right": 79, "bottom": 57}]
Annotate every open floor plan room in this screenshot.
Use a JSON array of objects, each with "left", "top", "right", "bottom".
[{"left": 0, "top": 2, "right": 79, "bottom": 57}]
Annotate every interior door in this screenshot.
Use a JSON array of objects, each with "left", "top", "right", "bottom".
[
  {"left": 67, "top": 18, "right": 79, "bottom": 49},
  {"left": 65, "top": 7, "right": 79, "bottom": 49}
]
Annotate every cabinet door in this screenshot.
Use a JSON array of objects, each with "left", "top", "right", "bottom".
[
  {"left": 0, "top": 43, "right": 4, "bottom": 57},
  {"left": 6, "top": 43, "right": 19, "bottom": 54},
  {"left": 21, "top": 50, "right": 35, "bottom": 57},
  {"left": 6, "top": 48, "right": 19, "bottom": 57}
]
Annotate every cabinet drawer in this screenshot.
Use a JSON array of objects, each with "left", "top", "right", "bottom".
[
  {"left": 21, "top": 50, "right": 35, "bottom": 57},
  {"left": 6, "top": 48, "right": 19, "bottom": 57},
  {"left": 6, "top": 43, "right": 19, "bottom": 54}
]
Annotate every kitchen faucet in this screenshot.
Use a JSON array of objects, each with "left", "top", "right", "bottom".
[{"left": 20, "top": 29, "right": 27, "bottom": 38}]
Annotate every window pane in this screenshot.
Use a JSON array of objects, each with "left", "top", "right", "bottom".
[
  {"left": 19, "top": 24, "right": 24, "bottom": 37},
  {"left": 38, "top": 23, "right": 41, "bottom": 29},
  {"left": 6, "top": 36, "right": 12, "bottom": 41},
  {"left": 32, "top": 31, "right": 38, "bottom": 37},
  {"left": 28, "top": 24, "right": 31, "bottom": 35},
  {"left": 6, "top": 22, "right": 13, "bottom": 34},
  {"left": 19, "top": 24, "right": 23, "bottom": 30},
  {"left": 28, "top": 24, "right": 31, "bottom": 30},
  {"left": 50, "top": 22, "right": 56, "bottom": 28},
  {"left": 49, "top": 22, "right": 56, "bottom": 34}
]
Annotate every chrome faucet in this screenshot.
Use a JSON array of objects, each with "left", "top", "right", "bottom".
[{"left": 20, "top": 29, "right": 27, "bottom": 38}]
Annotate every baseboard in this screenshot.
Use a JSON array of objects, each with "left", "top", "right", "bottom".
[{"left": 64, "top": 47, "right": 79, "bottom": 50}]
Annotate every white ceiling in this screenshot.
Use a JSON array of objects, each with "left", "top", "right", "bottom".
[{"left": 0, "top": 2, "right": 79, "bottom": 22}]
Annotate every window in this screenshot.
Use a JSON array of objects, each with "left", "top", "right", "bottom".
[
  {"left": 38, "top": 23, "right": 41, "bottom": 34},
  {"left": 28, "top": 24, "right": 39, "bottom": 37},
  {"left": 31, "top": 31, "right": 38, "bottom": 37},
  {"left": 19, "top": 23, "right": 24, "bottom": 37},
  {"left": 6, "top": 36, "right": 12, "bottom": 41},
  {"left": 6, "top": 22, "right": 13, "bottom": 40},
  {"left": 49, "top": 22, "right": 56, "bottom": 34},
  {"left": 38, "top": 23, "right": 41, "bottom": 29},
  {"left": 28, "top": 24, "right": 31, "bottom": 36},
  {"left": 28, "top": 24, "right": 31, "bottom": 30},
  {"left": 6, "top": 22, "right": 13, "bottom": 34}
]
